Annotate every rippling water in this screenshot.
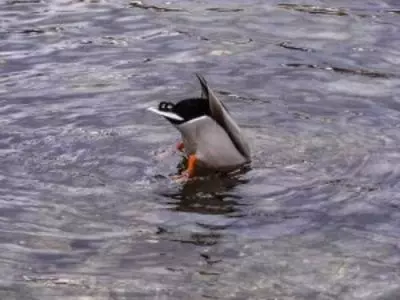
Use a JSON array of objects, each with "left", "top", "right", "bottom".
[{"left": 1, "top": 0, "right": 400, "bottom": 299}]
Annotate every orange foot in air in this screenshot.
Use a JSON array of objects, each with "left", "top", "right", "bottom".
[
  {"left": 172, "top": 154, "right": 197, "bottom": 182},
  {"left": 176, "top": 141, "right": 185, "bottom": 152}
]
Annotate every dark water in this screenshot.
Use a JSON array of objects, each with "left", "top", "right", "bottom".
[{"left": 1, "top": 0, "right": 400, "bottom": 299}]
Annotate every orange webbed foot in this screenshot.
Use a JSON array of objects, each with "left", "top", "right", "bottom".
[{"left": 171, "top": 154, "right": 197, "bottom": 183}]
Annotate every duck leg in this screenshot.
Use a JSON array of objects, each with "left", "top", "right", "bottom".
[
  {"left": 172, "top": 154, "right": 197, "bottom": 182},
  {"left": 185, "top": 154, "right": 197, "bottom": 177},
  {"left": 176, "top": 141, "right": 185, "bottom": 152}
]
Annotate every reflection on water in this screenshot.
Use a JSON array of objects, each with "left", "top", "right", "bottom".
[
  {"left": 165, "top": 172, "right": 248, "bottom": 216},
  {"left": 1, "top": 0, "right": 400, "bottom": 299}
]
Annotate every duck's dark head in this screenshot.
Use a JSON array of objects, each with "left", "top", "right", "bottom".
[{"left": 158, "top": 98, "right": 211, "bottom": 125}]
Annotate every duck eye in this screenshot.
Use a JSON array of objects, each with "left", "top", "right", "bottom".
[{"left": 159, "top": 101, "right": 175, "bottom": 111}]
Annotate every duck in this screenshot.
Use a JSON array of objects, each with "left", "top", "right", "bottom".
[{"left": 147, "top": 74, "right": 251, "bottom": 179}]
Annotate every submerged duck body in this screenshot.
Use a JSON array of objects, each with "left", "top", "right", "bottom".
[{"left": 147, "top": 74, "right": 251, "bottom": 178}]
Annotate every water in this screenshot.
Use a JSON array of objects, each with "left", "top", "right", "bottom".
[{"left": 1, "top": 0, "right": 400, "bottom": 299}]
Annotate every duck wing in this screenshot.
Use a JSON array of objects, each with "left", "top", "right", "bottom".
[{"left": 196, "top": 74, "right": 251, "bottom": 160}]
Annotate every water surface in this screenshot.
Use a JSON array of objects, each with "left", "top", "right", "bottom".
[{"left": 1, "top": 0, "right": 400, "bottom": 299}]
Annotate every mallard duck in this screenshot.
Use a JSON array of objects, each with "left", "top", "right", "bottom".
[{"left": 147, "top": 74, "right": 251, "bottom": 178}]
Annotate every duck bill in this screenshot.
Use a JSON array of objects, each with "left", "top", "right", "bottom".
[{"left": 147, "top": 107, "right": 184, "bottom": 122}]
